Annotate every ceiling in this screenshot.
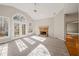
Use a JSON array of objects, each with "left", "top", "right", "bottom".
[
  {"left": 0, "top": 3, "right": 78, "bottom": 20},
  {"left": 64, "top": 3, "right": 78, "bottom": 14}
]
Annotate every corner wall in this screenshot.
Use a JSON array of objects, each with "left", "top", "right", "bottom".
[{"left": 53, "top": 10, "right": 64, "bottom": 40}]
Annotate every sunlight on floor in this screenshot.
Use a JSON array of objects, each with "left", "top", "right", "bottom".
[
  {"left": 23, "top": 38, "right": 36, "bottom": 45},
  {"left": 28, "top": 44, "right": 51, "bottom": 56},
  {"left": 0, "top": 44, "right": 8, "bottom": 56},
  {"left": 15, "top": 39, "right": 28, "bottom": 52},
  {"left": 31, "top": 36, "right": 46, "bottom": 42}
]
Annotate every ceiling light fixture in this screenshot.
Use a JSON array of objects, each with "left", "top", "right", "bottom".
[{"left": 33, "top": 3, "right": 38, "bottom": 13}]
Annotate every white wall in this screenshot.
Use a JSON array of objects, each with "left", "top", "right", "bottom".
[
  {"left": 64, "top": 13, "right": 78, "bottom": 35},
  {"left": 33, "top": 9, "right": 64, "bottom": 40},
  {"left": 65, "top": 13, "right": 78, "bottom": 23},
  {"left": 67, "top": 23, "right": 78, "bottom": 33},
  {"left": 53, "top": 10, "right": 64, "bottom": 40}
]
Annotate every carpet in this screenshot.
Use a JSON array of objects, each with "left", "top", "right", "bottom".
[
  {"left": 15, "top": 39, "right": 28, "bottom": 52},
  {"left": 28, "top": 44, "right": 51, "bottom": 56},
  {"left": 31, "top": 36, "right": 46, "bottom": 42},
  {"left": 0, "top": 44, "right": 8, "bottom": 56},
  {"left": 23, "top": 38, "right": 36, "bottom": 45}
]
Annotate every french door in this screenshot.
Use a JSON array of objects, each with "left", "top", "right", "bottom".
[{"left": 0, "top": 16, "right": 10, "bottom": 39}]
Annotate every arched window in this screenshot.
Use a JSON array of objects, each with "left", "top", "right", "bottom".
[
  {"left": 13, "top": 14, "right": 26, "bottom": 37},
  {"left": 13, "top": 14, "right": 25, "bottom": 22}
]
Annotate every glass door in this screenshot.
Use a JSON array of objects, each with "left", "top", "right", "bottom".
[
  {"left": 22, "top": 24, "right": 26, "bottom": 35},
  {"left": 0, "top": 16, "right": 9, "bottom": 38},
  {"left": 13, "top": 14, "right": 27, "bottom": 39},
  {"left": 14, "top": 23, "right": 20, "bottom": 37}
]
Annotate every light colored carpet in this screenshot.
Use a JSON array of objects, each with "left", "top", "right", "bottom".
[
  {"left": 23, "top": 38, "right": 36, "bottom": 45},
  {"left": 0, "top": 44, "right": 8, "bottom": 56},
  {"left": 28, "top": 44, "right": 51, "bottom": 56},
  {"left": 31, "top": 36, "right": 46, "bottom": 42},
  {"left": 0, "top": 35, "right": 69, "bottom": 56},
  {"left": 15, "top": 39, "right": 28, "bottom": 52}
]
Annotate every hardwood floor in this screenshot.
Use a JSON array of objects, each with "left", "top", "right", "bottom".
[{"left": 66, "top": 34, "right": 79, "bottom": 56}]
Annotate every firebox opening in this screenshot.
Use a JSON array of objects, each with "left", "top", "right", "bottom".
[{"left": 40, "top": 32, "right": 46, "bottom": 35}]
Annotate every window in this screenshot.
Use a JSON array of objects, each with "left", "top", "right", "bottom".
[
  {"left": 28, "top": 23, "right": 32, "bottom": 33},
  {"left": 13, "top": 14, "right": 25, "bottom": 22},
  {"left": 22, "top": 24, "right": 26, "bottom": 35},
  {"left": 0, "top": 16, "right": 8, "bottom": 37},
  {"left": 13, "top": 14, "right": 26, "bottom": 37},
  {"left": 14, "top": 23, "right": 19, "bottom": 36}
]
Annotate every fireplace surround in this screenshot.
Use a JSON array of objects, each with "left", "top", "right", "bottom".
[{"left": 39, "top": 26, "right": 48, "bottom": 36}]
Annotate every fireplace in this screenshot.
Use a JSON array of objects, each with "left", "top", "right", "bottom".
[
  {"left": 40, "top": 32, "right": 46, "bottom": 35},
  {"left": 39, "top": 26, "right": 48, "bottom": 36}
]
